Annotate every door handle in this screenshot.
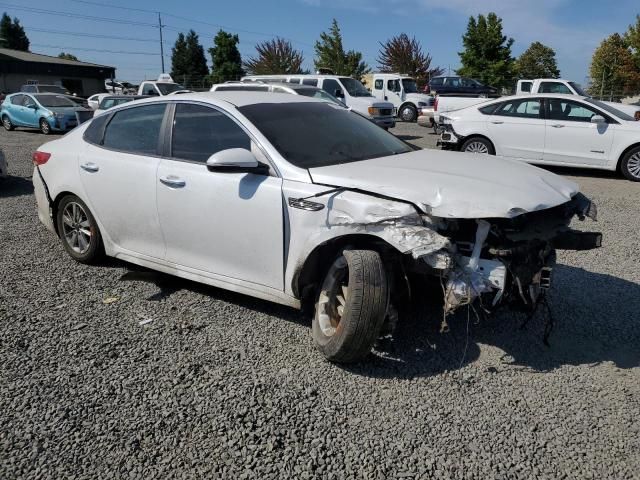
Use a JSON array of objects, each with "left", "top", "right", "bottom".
[
  {"left": 384, "top": 96, "right": 388, "bottom": 100},
  {"left": 80, "top": 162, "right": 99, "bottom": 173},
  {"left": 491, "top": 121, "right": 504, "bottom": 124},
  {"left": 552, "top": 124, "right": 565, "bottom": 128},
  {"left": 159, "top": 175, "right": 186, "bottom": 188}
]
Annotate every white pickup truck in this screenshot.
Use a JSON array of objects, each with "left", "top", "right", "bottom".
[
  {"left": 365, "top": 73, "right": 434, "bottom": 122},
  {"left": 432, "top": 78, "right": 640, "bottom": 131},
  {"left": 137, "top": 74, "right": 191, "bottom": 97}
]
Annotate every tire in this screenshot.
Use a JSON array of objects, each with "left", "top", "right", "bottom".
[
  {"left": 461, "top": 136, "right": 495, "bottom": 155},
  {"left": 620, "top": 146, "right": 640, "bottom": 182},
  {"left": 312, "top": 249, "right": 389, "bottom": 363},
  {"left": 39, "top": 118, "right": 51, "bottom": 135},
  {"left": 55, "top": 195, "right": 104, "bottom": 264},
  {"left": 2, "top": 115, "right": 13, "bottom": 131},
  {"left": 399, "top": 104, "right": 417, "bottom": 123}
]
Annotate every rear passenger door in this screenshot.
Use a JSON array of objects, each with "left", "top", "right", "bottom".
[
  {"left": 487, "top": 97, "right": 545, "bottom": 160},
  {"left": 79, "top": 103, "right": 168, "bottom": 258},
  {"left": 156, "top": 102, "right": 284, "bottom": 290}
]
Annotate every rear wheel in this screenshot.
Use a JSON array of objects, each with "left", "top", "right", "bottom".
[
  {"left": 461, "top": 136, "right": 495, "bottom": 155},
  {"left": 620, "top": 146, "right": 640, "bottom": 182},
  {"left": 2, "top": 115, "right": 13, "bottom": 131},
  {"left": 39, "top": 118, "right": 51, "bottom": 135},
  {"left": 312, "top": 249, "right": 389, "bottom": 363},
  {"left": 56, "top": 195, "right": 104, "bottom": 264}
]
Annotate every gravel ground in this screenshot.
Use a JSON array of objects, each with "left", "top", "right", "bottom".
[{"left": 1, "top": 122, "right": 639, "bottom": 479}]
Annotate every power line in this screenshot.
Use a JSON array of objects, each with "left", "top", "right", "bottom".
[
  {"left": 0, "top": 2, "right": 157, "bottom": 27},
  {"left": 25, "top": 27, "right": 163, "bottom": 43},
  {"left": 30, "top": 43, "right": 168, "bottom": 56}
]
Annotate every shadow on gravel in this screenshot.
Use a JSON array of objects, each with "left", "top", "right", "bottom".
[
  {"left": 0, "top": 175, "right": 34, "bottom": 198},
  {"left": 346, "top": 265, "right": 640, "bottom": 379},
  {"left": 103, "top": 260, "right": 639, "bottom": 379},
  {"left": 395, "top": 135, "right": 423, "bottom": 141}
]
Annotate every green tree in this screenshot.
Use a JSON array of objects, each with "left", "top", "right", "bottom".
[
  {"left": 244, "top": 37, "right": 304, "bottom": 75},
  {"left": 57, "top": 52, "right": 79, "bottom": 61},
  {"left": 457, "top": 13, "right": 515, "bottom": 90},
  {"left": 314, "top": 19, "right": 369, "bottom": 78},
  {"left": 172, "top": 30, "right": 209, "bottom": 87},
  {"left": 377, "top": 33, "right": 443, "bottom": 84},
  {"left": 515, "top": 41, "right": 560, "bottom": 79},
  {"left": 0, "top": 13, "right": 30, "bottom": 51},
  {"left": 208, "top": 30, "right": 244, "bottom": 84},
  {"left": 589, "top": 33, "right": 640, "bottom": 100},
  {"left": 624, "top": 14, "right": 640, "bottom": 70}
]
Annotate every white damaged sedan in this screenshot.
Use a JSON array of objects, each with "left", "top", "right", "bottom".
[{"left": 32, "top": 93, "right": 601, "bottom": 363}]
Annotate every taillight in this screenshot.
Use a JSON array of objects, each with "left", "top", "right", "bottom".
[
  {"left": 434, "top": 97, "right": 439, "bottom": 112},
  {"left": 32, "top": 151, "right": 51, "bottom": 166}
]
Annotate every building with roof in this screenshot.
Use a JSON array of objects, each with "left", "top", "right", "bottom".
[{"left": 0, "top": 48, "right": 115, "bottom": 97}]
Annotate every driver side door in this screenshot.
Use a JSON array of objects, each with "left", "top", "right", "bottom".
[
  {"left": 156, "top": 102, "right": 284, "bottom": 290},
  {"left": 21, "top": 95, "right": 40, "bottom": 127}
]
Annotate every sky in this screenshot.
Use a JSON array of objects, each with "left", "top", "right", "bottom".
[{"left": 3, "top": 0, "right": 639, "bottom": 85}]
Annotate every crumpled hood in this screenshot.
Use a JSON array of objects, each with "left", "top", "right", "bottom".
[{"left": 308, "top": 149, "right": 579, "bottom": 219}]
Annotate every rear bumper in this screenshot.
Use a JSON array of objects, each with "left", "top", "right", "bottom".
[{"left": 33, "top": 167, "right": 56, "bottom": 234}]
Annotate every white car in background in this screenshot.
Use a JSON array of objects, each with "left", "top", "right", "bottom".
[
  {"left": 439, "top": 94, "right": 640, "bottom": 181},
  {"left": 87, "top": 93, "right": 109, "bottom": 110},
  {"left": 31, "top": 92, "right": 601, "bottom": 363}
]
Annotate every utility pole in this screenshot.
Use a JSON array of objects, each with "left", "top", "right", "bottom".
[{"left": 158, "top": 12, "right": 165, "bottom": 73}]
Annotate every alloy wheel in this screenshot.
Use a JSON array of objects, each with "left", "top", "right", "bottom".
[
  {"left": 316, "top": 256, "right": 350, "bottom": 337},
  {"left": 62, "top": 202, "right": 92, "bottom": 254},
  {"left": 40, "top": 119, "right": 50, "bottom": 134},
  {"left": 464, "top": 141, "right": 489, "bottom": 154},
  {"left": 627, "top": 152, "right": 640, "bottom": 179}
]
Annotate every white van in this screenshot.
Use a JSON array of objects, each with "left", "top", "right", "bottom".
[{"left": 242, "top": 74, "right": 395, "bottom": 129}]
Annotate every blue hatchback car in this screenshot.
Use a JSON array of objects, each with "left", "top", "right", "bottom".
[{"left": 1, "top": 93, "right": 87, "bottom": 134}]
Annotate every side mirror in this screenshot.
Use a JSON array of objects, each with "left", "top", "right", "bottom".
[
  {"left": 591, "top": 115, "right": 606, "bottom": 124},
  {"left": 206, "top": 148, "right": 267, "bottom": 174}
]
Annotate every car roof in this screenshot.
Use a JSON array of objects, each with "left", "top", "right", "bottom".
[
  {"left": 485, "top": 93, "right": 590, "bottom": 103},
  {"left": 132, "top": 91, "right": 327, "bottom": 108}
]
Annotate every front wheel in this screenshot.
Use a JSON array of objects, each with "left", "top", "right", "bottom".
[
  {"left": 39, "top": 118, "right": 51, "bottom": 135},
  {"left": 2, "top": 115, "right": 14, "bottom": 131},
  {"left": 399, "top": 104, "right": 417, "bottom": 122},
  {"left": 312, "top": 249, "right": 389, "bottom": 363},
  {"left": 461, "top": 137, "right": 495, "bottom": 155},
  {"left": 56, "top": 195, "right": 104, "bottom": 264},
  {"left": 620, "top": 146, "right": 640, "bottom": 182}
]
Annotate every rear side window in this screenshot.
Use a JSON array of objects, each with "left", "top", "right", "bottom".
[
  {"left": 520, "top": 81, "right": 533, "bottom": 93},
  {"left": 302, "top": 78, "right": 318, "bottom": 86},
  {"left": 287, "top": 78, "right": 301, "bottom": 84},
  {"left": 478, "top": 103, "right": 500, "bottom": 115},
  {"left": 494, "top": 99, "right": 542, "bottom": 118},
  {"left": 10, "top": 94, "right": 24, "bottom": 105},
  {"left": 102, "top": 104, "right": 166, "bottom": 155},
  {"left": 84, "top": 113, "right": 112, "bottom": 145},
  {"left": 430, "top": 78, "right": 443, "bottom": 86},
  {"left": 374, "top": 79, "right": 383, "bottom": 90},
  {"left": 171, "top": 103, "right": 251, "bottom": 162}
]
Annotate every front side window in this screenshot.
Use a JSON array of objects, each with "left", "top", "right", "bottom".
[
  {"left": 156, "top": 83, "right": 185, "bottom": 95},
  {"left": 387, "top": 80, "right": 400, "bottom": 92},
  {"left": 338, "top": 77, "right": 372, "bottom": 97},
  {"left": 102, "top": 103, "right": 166, "bottom": 155},
  {"left": 539, "top": 82, "right": 571, "bottom": 94},
  {"left": 444, "top": 77, "right": 461, "bottom": 87},
  {"left": 520, "top": 81, "right": 533, "bottom": 93},
  {"left": 22, "top": 95, "right": 36, "bottom": 107},
  {"left": 141, "top": 83, "right": 157, "bottom": 96},
  {"left": 430, "top": 78, "right": 443, "bottom": 86},
  {"left": 401, "top": 79, "right": 418, "bottom": 93},
  {"left": 321, "top": 79, "right": 342, "bottom": 97},
  {"left": 171, "top": 103, "right": 251, "bottom": 162},
  {"left": 494, "top": 99, "right": 542, "bottom": 118},
  {"left": 238, "top": 102, "right": 413, "bottom": 169},
  {"left": 548, "top": 99, "right": 601, "bottom": 122}
]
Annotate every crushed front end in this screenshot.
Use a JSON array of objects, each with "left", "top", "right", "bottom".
[{"left": 415, "top": 193, "right": 601, "bottom": 316}]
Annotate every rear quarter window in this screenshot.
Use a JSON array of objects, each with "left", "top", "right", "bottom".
[
  {"left": 83, "top": 113, "right": 111, "bottom": 145},
  {"left": 479, "top": 103, "right": 500, "bottom": 115}
]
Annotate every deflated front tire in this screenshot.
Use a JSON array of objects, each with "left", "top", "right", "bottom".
[{"left": 312, "top": 249, "right": 389, "bottom": 363}]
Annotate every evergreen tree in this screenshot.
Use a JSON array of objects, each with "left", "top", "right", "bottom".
[
  {"left": 457, "top": 13, "right": 515, "bottom": 90},
  {"left": 172, "top": 30, "right": 209, "bottom": 87},
  {"left": 0, "top": 13, "right": 30, "bottom": 51},
  {"left": 515, "top": 41, "right": 560, "bottom": 79},
  {"left": 58, "top": 52, "right": 79, "bottom": 61},
  {"left": 589, "top": 33, "right": 640, "bottom": 100},
  {"left": 209, "top": 30, "right": 244, "bottom": 83},
  {"left": 624, "top": 14, "right": 640, "bottom": 70},
  {"left": 244, "top": 37, "right": 304, "bottom": 75},
  {"left": 314, "top": 19, "right": 369, "bottom": 78},
  {"left": 377, "top": 33, "right": 443, "bottom": 84}
]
